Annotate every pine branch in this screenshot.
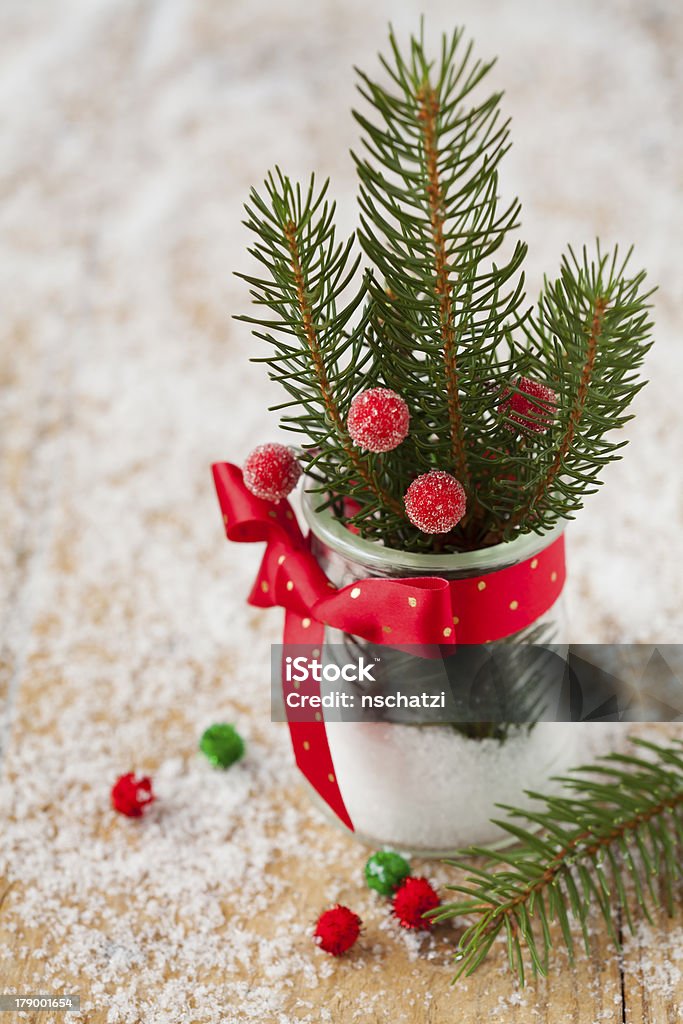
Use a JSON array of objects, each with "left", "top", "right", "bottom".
[
  {"left": 353, "top": 26, "right": 528, "bottom": 534},
  {"left": 280, "top": 216, "right": 403, "bottom": 517},
  {"left": 416, "top": 80, "right": 468, "bottom": 486},
  {"left": 433, "top": 737, "right": 683, "bottom": 986},
  {"left": 236, "top": 169, "right": 405, "bottom": 528},
  {"left": 504, "top": 293, "right": 607, "bottom": 535}
]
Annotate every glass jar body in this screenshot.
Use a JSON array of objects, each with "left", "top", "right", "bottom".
[{"left": 300, "top": 500, "right": 588, "bottom": 854}]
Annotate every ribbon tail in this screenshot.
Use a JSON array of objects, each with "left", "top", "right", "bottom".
[
  {"left": 282, "top": 610, "right": 354, "bottom": 832},
  {"left": 211, "top": 462, "right": 304, "bottom": 545}
]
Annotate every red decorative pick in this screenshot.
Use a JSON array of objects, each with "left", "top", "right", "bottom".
[
  {"left": 499, "top": 376, "right": 557, "bottom": 434},
  {"left": 392, "top": 877, "right": 440, "bottom": 930},
  {"left": 347, "top": 387, "right": 410, "bottom": 453},
  {"left": 314, "top": 905, "right": 362, "bottom": 955},
  {"left": 111, "top": 772, "right": 155, "bottom": 818},
  {"left": 243, "top": 443, "right": 301, "bottom": 502},
  {"left": 404, "top": 470, "right": 467, "bottom": 534}
]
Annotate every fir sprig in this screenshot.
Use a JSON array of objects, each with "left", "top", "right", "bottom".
[
  {"left": 354, "top": 25, "right": 527, "bottom": 516},
  {"left": 237, "top": 171, "right": 406, "bottom": 537},
  {"left": 487, "top": 244, "right": 655, "bottom": 541},
  {"left": 433, "top": 737, "right": 683, "bottom": 985},
  {"left": 236, "top": 28, "right": 655, "bottom": 552}
]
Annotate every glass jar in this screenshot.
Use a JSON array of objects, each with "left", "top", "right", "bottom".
[{"left": 300, "top": 494, "right": 583, "bottom": 855}]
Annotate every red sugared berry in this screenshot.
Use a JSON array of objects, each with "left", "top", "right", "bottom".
[
  {"left": 392, "top": 877, "right": 440, "bottom": 930},
  {"left": 404, "top": 471, "right": 466, "bottom": 534},
  {"left": 347, "top": 388, "right": 410, "bottom": 453},
  {"left": 243, "top": 443, "right": 302, "bottom": 502},
  {"left": 314, "top": 904, "right": 362, "bottom": 956},
  {"left": 499, "top": 376, "right": 557, "bottom": 434},
  {"left": 111, "top": 773, "right": 155, "bottom": 818}
]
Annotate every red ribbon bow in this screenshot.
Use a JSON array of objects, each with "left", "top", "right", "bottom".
[
  {"left": 214, "top": 463, "right": 456, "bottom": 646},
  {"left": 212, "top": 462, "right": 566, "bottom": 830}
]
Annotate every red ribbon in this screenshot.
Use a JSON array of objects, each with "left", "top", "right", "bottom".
[{"left": 212, "top": 462, "right": 566, "bottom": 830}]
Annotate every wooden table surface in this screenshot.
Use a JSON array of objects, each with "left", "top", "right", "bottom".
[
  {"left": 2, "top": 688, "right": 683, "bottom": 1024},
  {"left": 1, "top": 1, "right": 682, "bottom": 1021}
]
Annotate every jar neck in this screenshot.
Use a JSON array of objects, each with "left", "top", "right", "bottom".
[{"left": 302, "top": 489, "right": 566, "bottom": 583}]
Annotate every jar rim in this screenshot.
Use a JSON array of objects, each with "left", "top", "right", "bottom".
[{"left": 301, "top": 487, "right": 566, "bottom": 573}]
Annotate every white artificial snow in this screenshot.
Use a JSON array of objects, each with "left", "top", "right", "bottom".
[
  {"left": 325, "top": 723, "right": 629, "bottom": 850},
  {"left": 326, "top": 722, "right": 582, "bottom": 850},
  {"left": 622, "top": 923, "right": 683, "bottom": 1000},
  {"left": 0, "top": 0, "right": 682, "bottom": 1021}
]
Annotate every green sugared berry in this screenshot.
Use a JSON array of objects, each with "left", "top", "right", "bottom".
[
  {"left": 199, "top": 723, "right": 245, "bottom": 768},
  {"left": 364, "top": 850, "right": 411, "bottom": 896}
]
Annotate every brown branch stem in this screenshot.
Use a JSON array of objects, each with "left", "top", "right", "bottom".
[
  {"left": 283, "top": 220, "right": 404, "bottom": 517},
  {"left": 504, "top": 296, "right": 608, "bottom": 536},
  {"left": 417, "top": 85, "right": 470, "bottom": 491},
  {"left": 478, "top": 785, "right": 683, "bottom": 941}
]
